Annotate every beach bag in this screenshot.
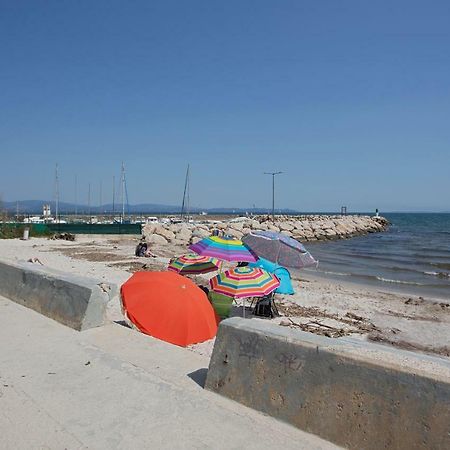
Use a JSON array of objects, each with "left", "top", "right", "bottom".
[{"left": 253, "top": 297, "right": 274, "bottom": 318}]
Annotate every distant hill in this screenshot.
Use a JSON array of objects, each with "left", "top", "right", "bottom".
[
  {"left": 2, "top": 200, "right": 186, "bottom": 214},
  {"left": 1, "top": 200, "right": 299, "bottom": 215}
]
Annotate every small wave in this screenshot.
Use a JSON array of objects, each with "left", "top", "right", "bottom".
[
  {"left": 320, "top": 270, "right": 351, "bottom": 277},
  {"left": 424, "top": 271, "right": 450, "bottom": 279},
  {"left": 386, "top": 266, "right": 450, "bottom": 279},
  {"left": 431, "top": 262, "right": 450, "bottom": 271},
  {"left": 388, "top": 266, "right": 424, "bottom": 274},
  {"left": 375, "top": 277, "right": 425, "bottom": 286}
]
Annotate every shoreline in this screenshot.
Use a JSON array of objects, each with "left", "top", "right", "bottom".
[
  {"left": 0, "top": 234, "right": 448, "bottom": 360},
  {"left": 300, "top": 269, "right": 450, "bottom": 303}
]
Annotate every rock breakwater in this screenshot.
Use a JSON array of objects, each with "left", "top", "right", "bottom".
[{"left": 142, "top": 215, "right": 389, "bottom": 246}]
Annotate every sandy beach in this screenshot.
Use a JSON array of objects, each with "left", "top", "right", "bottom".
[{"left": 1, "top": 234, "right": 449, "bottom": 360}]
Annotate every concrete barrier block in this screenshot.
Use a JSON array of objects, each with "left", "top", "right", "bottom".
[
  {"left": 205, "top": 318, "right": 450, "bottom": 450},
  {"left": 0, "top": 260, "right": 116, "bottom": 331}
]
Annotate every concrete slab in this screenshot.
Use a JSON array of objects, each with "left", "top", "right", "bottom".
[
  {"left": 0, "top": 296, "right": 338, "bottom": 449},
  {"left": 205, "top": 318, "right": 450, "bottom": 450},
  {"left": 0, "top": 259, "right": 116, "bottom": 330}
]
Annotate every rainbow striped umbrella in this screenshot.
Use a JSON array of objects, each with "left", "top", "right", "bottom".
[
  {"left": 168, "top": 253, "right": 223, "bottom": 275},
  {"left": 189, "top": 236, "right": 258, "bottom": 263},
  {"left": 209, "top": 266, "right": 280, "bottom": 299}
]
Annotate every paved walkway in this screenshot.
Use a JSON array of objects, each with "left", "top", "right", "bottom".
[{"left": 0, "top": 296, "right": 339, "bottom": 449}]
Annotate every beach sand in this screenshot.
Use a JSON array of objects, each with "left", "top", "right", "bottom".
[{"left": 1, "top": 234, "right": 449, "bottom": 359}]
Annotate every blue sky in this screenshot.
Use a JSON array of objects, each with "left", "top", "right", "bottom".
[{"left": 1, "top": 1, "right": 449, "bottom": 212}]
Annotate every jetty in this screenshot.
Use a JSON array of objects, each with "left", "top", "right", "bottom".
[{"left": 142, "top": 214, "right": 389, "bottom": 245}]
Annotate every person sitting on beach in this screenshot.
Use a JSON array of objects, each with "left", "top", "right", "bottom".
[{"left": 135, "top": 241, "right": 148, "bottom": 257}]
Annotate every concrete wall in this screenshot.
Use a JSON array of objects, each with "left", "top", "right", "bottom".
[
  {"left": 205, "top": 318, "right": 450, "bottom": 450},
  {"left": 0, "top": 260, "right": 116, "bottom": 331}
]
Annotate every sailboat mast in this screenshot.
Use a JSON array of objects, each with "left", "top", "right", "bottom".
[
  {"left": 186, "top": 165, "right": 190, "bottom": 220},
  {"left": 75, "top": 174, "right": 78, "bottom": 217},
  {"left": 112, "top": 175, "right": 115, "bottom": 220},
  {"left": 99, "top": 180, "right": 102, "bottom": 216},
  {"left": 180, "top": 164, "right": 190, "bottom": 221},
  {"left": 55, "top": 163, "right": 59, "bottom": 222}
]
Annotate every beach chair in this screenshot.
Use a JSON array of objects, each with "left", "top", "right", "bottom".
[{"left": 208, "top": 291, "right": 234, "bottom": 319}]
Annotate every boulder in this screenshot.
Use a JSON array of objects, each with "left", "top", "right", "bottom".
[
  {"left": 267, "top": 224, "right": 280, "bottom": 232},
  {"left": 322, "top": 220, "right": 335, "bottom": 229},
  {"left": 192, "top": 228, "right": 210, "bottom": 239},
  {"left": 190, "top": 236, "right": 202, "bottom": 245},
  {"left": 228, "top": 222, "right": 244, "bottom": 231},
  {"left": 167, "top": 223, "right": 182, "bottom": 233},
  {"left": 291, "top": 232, "right": 306, "bottom": 241},
  {"left": 302, "top": 230, "right": 316, "bottom": 239},
  {"left": 278, "top": 222, "right": 294, "bottom": 232},
  {"left": 247, "top": 219, "right": 261, "bottom": 229},
  {"left": 172, "top": 239, "right": 189, "bottom": 247},
  {"left": 224, "top": 228, "right": 243, "bottom": 239},
  {"left": 142, "top": 223, "right": 157, "bottom": 237},
  {"left": 335, "top": 225, "right": 350, "bottom": 235},
  {"left": 154, "top": 225, "right": 175, "bottom": 242},
  {"left": 176, "top": 226, "right": 193, "bottom": 242},
  {"left": 146, "top": 233, "right": 168, "bottom": 245},
  {"left": 255, "top": 222, "right": 269, "bottom": 231}
]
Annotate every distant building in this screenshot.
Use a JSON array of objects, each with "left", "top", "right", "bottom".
[{"left": 43, "top": 204, "right": 51, "bottom": 218}]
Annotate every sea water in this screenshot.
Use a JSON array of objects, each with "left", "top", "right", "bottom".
[{"left": 304, "top": 213, "right": 450, "bottom": 300}]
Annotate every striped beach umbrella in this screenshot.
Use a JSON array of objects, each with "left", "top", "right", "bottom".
[
  {"left": 168, "top": 253, "right": 223, "bottom": 275},
  {"left": 189, "top": 236, "right": 258, "bottom": 263},
  {"left": 209, "top": 266, "right": 280, "bottom": 299}
]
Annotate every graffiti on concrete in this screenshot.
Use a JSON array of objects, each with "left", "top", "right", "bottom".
[
  {"left": 277, "top": 352, "right": 304, "bottom": 373},
  {"left": 236, "top": 334, "right": 262, "bottom": 362}
]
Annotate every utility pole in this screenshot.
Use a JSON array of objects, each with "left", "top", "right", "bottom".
[
  {"left": 55, "top": 163, "right": 59, "bottom": 223},
  {"left": 264, "top": 171, "right": 283, "bottom": 221},
  {"left": 88, "top": 183, "right": 91, "bottom": 223},
  {"left": 120, "top": 162, "right": 125, "bottom": 224}
]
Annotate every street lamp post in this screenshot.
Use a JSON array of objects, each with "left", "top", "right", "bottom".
[{"left": 264, "top": 171, "right": 282, "bottom": 221}]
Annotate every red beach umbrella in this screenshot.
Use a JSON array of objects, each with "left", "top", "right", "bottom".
[{"left": 121, "top": 271, "right": 218, "bottom": 347}]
